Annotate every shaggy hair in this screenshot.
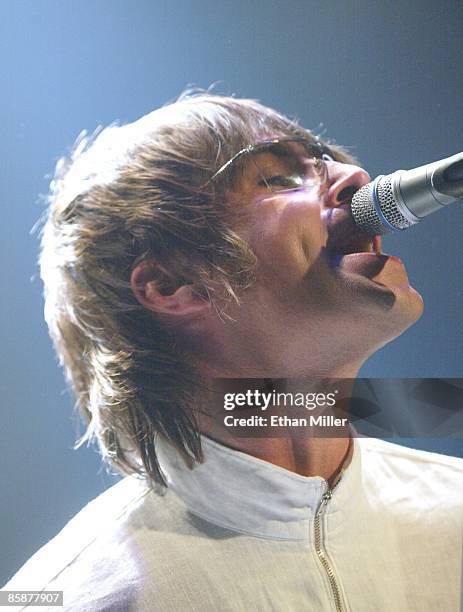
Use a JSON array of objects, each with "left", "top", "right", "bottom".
[{"left": 40, "top": 92, "right": 355, "bottom": 485}]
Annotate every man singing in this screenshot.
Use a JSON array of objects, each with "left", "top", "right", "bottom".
[{"left": 4, "top": 93, "right": 463, "bottom": 611}]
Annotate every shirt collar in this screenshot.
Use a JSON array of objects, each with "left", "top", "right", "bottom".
[{"left": 156, "top": 434, "right": 362, "bottom": 540}]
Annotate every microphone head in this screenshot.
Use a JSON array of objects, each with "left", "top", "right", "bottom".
[{"left": 351, "top": 175, "right": 414, "bottom": 236}]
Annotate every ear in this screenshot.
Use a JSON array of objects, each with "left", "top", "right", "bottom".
[{"left": 130, "top": 260, "right": 210, "bottom": 319}]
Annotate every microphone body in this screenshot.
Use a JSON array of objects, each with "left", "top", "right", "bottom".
[{"left": 351, "top": 152, "right": 463, "bottom": 236}]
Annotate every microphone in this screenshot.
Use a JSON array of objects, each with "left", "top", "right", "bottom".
[{"left": 350, "top": 152, "right": 463, "bottom": 235}]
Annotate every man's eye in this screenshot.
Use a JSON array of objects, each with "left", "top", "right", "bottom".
[{"left": 258, "top": 175, "right": 303, "bottom": 190}]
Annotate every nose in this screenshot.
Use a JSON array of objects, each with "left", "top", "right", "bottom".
[{"left": 323, "top": 161, "right": 371, "bottom": 208}]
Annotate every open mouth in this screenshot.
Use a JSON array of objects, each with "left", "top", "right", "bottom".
[{"left": 325, "top": 203, "right": 382, "bottom": 260}]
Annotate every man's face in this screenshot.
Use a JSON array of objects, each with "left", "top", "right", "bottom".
[{"left": 216, "top": 139, "right": 424, "bottom": 375}]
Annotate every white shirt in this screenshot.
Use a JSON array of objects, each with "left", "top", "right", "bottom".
[{"left": 4, "top": 436, "right": 463, "bottom": 611}]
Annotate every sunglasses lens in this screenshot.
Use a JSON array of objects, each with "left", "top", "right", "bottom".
[{"left": 224, "top": 139, "right": 328, "bottom": 193}]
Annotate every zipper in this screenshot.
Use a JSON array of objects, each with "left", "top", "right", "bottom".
[{"left": 314, "top": 485, "right": 345, "bottom": 612}]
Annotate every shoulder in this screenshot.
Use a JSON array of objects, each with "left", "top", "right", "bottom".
[
  {"left": 357, "top": 437, "right": 463, "bottom": 513},
  {"left": 3, "top": 474, "right": 222, "bottom": 611},
  {"left": 359, "top": 436, "right": 463, "bottom": 472},
  {"left": 2, "top": 476, "right": 167, "bottom": 611}
]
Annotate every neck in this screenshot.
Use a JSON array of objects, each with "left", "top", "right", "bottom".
[{"left": 196, "top": 377, "right": 356, "bottom": 486}]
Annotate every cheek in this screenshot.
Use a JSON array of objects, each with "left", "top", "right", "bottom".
[{"left": 243, "top": 195, "right": 327, "bottom": 284}]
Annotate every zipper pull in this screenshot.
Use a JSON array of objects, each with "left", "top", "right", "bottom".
[
  {"left": 322, "top": 490, "right": 332, "bottom": 501},
  {"left": 316, "top": 488, "right": 333, "bottom": 517}
]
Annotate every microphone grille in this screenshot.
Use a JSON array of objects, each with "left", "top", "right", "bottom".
[
  {"left": 351, "top": 183, "right": 387, "bottom": 235},
  {"left": 351, "top": 176, "right": 414, "bottom": 235},
  {"left": 377, "top": 177, "right": 414, "bottom": 231}
]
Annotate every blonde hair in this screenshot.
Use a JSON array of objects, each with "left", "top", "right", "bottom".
[{"left": 40, "top": 92, "right": 354, "bottom": 484}]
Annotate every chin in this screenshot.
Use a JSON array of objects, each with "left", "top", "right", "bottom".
[
  {"left": 392, "top": 282, "right": 424, "bottom": 327},
  {"left": 366, "top": 282, "right": 424, "bottom": 347},
  {"left": 335, "top": 248, "right": 423, "bottom": 325}
]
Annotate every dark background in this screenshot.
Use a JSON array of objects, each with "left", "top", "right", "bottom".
[{"left": 1, "top": 0, "right": 462, "bottom": 585}]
